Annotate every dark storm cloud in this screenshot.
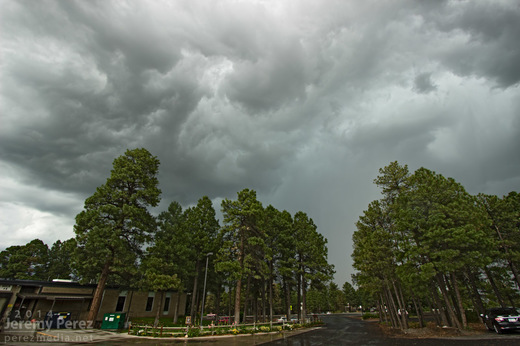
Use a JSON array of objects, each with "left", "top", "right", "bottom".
[
  {"left": 413, "top": 73, "right": 436, "bottom": 94},
  {"left": 1, "top": 1, "right": 205, "bottom": 194},
  {"left": 427, "top": 1, "right": 520, "bottom": 88},
  {"left": 1, "top": 0, "right": 520, "bottom": 284}
]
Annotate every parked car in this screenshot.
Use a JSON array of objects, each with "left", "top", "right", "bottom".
[
  {"left": 480, "top": 307, "right": 520, "bottom": 334},
  {"left": 277, "top": 316, "right": 298, "bottom": 323}
]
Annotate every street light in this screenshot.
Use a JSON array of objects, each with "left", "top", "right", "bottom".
[{"left": 200, "top": 252, "right": 213, "bottom": 329}]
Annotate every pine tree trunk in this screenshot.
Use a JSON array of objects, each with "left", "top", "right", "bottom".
[
  {"left": 485, "top": 267, "right": 506, "bottom": 307},
  {"left": 384, "top": 284, "right": 400, "bottom": 329},
  {"left": 154, "top": 291, "right": 164, "bottom": 327},
  {"left": 252, "top": 290, "right": 257, "bottom": 324},
  {"left": 436, "top": 273, "right": 462, "bottom": 329},
  {"left": 450, "top": 273, "right": 467, "bottom": 329},
  {"left": 411, "top": 293, "right": 424, "bottom": 328},
  {"left": 509, "top": 261, "right": 520, "bottom": 290},
  {"left": 234, "top": 229, "right": 246, "bottom": 324},
  {"left": 261, "top": 279, "right": 266, "bottom": 322},
  {"left": 173, "top": 292, "right": 180, "bottom": 324},
  {"left": 446, "top": 275, "right": 462, "bottom": 320},
  {"left": 228, "top": 284, "right": 232, "bottom": 320},
  {"left": 297, "top": 270, "right": 301, "bottom": 321},
  {"left": 392, "top": 280, "right": 408, "bottom": 329},
  {"left": 269, "top": 265, "right": 273, "bottom": 324},
  {"left": 234, "top": 279, "right": 242, "bottom": 323},
  {"left": 301, "top": 274, "right": 307, "bottom": 323},
  {"left": 215, "top": 285, "right": 221, "bottom": 320},
  {"left": 430, "top": 282, "right": 448, "bottom": 327},
  {"left": 493, "top": 224, "right": 520, "bottom": 289},
  {"left": 190, "top": 259, "right": 200, "bottom": 319},
  {"left": 87, "top": 261, "right": 110, "bottom": 324},
  {"left": 283, "top": 278, "right": 291, "bottom": 319},
  {"left": 465, "top": 270, "right": 485, "bottom": 316},
  {"left": 426, "top": 293, "right": 441, "bottom": 327},
  {"left": 242, "top": 275, "right": 251, "bottom": 323},
  {"left": 379, "top": 294, "right": 388, "bottom": 324},
  {"left": 125, "top": 291, "right": 134, "bottom": 325},
  {"left": 376, "top": 297, "right": 384, "bottom": 323}
]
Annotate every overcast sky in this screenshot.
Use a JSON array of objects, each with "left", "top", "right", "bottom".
[{"left": 1, "top": 0, "right": 519, "bottom": 286}]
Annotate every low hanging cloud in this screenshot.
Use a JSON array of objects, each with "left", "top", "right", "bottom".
[
  {"left": 413, "top": 73, "right": 437, "bottom": 94},
  {"left": 1, "top": 0, "right": 519, "bottom": 285}
]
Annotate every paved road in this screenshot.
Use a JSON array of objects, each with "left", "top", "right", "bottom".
[{"left": 263, "top": 314, "right": 520, "bottom": 346}]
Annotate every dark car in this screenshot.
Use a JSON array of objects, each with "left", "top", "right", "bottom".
[{"left": 480, "top": 307, "right": 520, "bottom": 334}]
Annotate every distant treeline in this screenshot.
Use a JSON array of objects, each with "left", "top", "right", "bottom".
[{"left": 0, "top": 148, "right": 340, "bottom": 326}]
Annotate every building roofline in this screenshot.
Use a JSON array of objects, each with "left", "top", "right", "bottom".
[
  {"left": 0, "top": 278, "right": 97, "bottom": 289},
  {"left": 0, "top": 278, "right": 183, "bottom": 292}
]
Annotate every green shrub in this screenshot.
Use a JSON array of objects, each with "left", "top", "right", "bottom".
[
  {"left": 362, "top": 313, "right": 379, "bottom": 320},
  {"left": 187, "top": 327, "right": 201, "bottom": 337},
  {"left": 129, "top": 316, "right": 186, "bottom": 327},
  {"left": 215, "top": 327, "right": 228, "bottom": 335},
  {"left": 302, "top": 321, "right": 323, "bottom": 328}
]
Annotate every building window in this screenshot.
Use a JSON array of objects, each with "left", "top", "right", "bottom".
[
  {"left": 115, "top": 290, "right": 127, "bottom": 312},
  {"left": 145, "top": 292, "right": 155, "bottom": 312},
  {"left": 145, "top": 297, "right": 154, "bottom": 311},
  {"left": 163, "top": 297, "right": 170, "bottom": 312},
  {"left": 115, "top": 296, "right": 126, "bottom": 312}
]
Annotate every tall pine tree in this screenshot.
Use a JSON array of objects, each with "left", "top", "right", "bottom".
[{"left": 73, "top": 148, "right": 161, "bottom": 323}]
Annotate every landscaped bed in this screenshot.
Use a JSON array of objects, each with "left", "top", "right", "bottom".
[{"left": 127, "top": 319, "right": 323, "bottom": 338}]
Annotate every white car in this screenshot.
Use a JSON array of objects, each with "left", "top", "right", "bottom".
[{"left": 277, "top": 316, "right": 299, "bottom": 323}]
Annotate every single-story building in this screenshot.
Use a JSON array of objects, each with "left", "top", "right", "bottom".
[{"left": 0, "top": 279, "right": 186, "bottom": 327}]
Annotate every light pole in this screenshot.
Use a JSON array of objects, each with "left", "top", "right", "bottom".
[{"left": 200, "top": 252, "right": 213, "bottom": 329}]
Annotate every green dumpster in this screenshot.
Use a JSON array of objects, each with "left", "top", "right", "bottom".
[{"left": 101, "top": 313, "right": 126, "bottom": 329}]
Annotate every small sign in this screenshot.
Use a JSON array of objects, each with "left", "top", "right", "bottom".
[
  {"left": 0, "top": 285, "right": 13, "bottom": 292},
  {"left": 186, "top": 316, "right": 191, "bottom": 325}
]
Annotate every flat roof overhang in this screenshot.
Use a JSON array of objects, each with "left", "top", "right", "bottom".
[{"left": 17, "top": 294, "right": 92, "bottom": 300}]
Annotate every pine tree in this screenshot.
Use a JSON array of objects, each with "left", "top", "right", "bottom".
[
  {"left": 217, "top": 189, "right": 264, "bottom": 323},
  {"left": 73, "top": 148, "right": 161, "bottom": 323}
]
